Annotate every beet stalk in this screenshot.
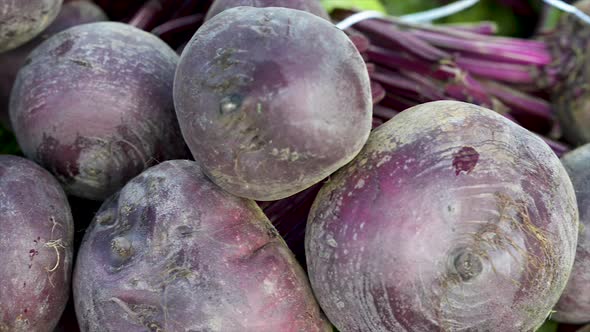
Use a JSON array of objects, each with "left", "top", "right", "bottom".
[{"left": 332, "top": 1, "right": 590, "bottom": 148}]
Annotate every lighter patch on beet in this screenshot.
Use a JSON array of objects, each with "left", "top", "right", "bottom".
[{"left": 354, "top": 179, "right": 365, "bottom": 189}]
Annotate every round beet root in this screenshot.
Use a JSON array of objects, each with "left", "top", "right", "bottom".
[
  {"left": 174, "top": 7, "right": 372, "bottom": 201},
  {"left": 0, "top": 0, "right": 63, "bottom": 53},
  {"left": 73, "top": 160, "right": 332, "bottom": 332},
  {"left": 0, "top": 155, "right": 74, "bottom": 332},
  {"left": 554, "top": 144, "right": 590, "bottom": 323},
  {"left": 10, "top": 22, "right": 189, "bottom": 201},
  {"left": 305, "top": 100, "right": 579, "bottom": 331},
  {"left": 0, "top": 0, "right": 107, "bottom": 129},
  {"left": 204, "top": 0, "right": 330, "bottom": 21}
]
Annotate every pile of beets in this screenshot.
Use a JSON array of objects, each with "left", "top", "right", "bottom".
[{"left": 1, "top": 0, "right": 590, "bottom": 331}]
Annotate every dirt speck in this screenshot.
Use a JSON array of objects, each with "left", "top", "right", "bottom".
[{"left": 29, "top": 249, "right": 39, "bottom": 261}]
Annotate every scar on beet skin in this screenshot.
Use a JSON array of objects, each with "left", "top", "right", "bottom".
[
  {"left": 29, "top": 249, "right": 39, "bottom": 261},
  {"left": 452, "top": 146, "right": 479, "bottom": 175}
]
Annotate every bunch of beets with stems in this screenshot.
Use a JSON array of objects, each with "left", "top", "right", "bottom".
[{"left": 1, "top": 0, "right": 590, "bottom": 331}]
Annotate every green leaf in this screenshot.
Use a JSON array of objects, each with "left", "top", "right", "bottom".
[
  {"left": 539, "top": 5, "right": 564, "bottom": 32},
  {"left": 320, "top": 0, "right": 386, "bottom": 13},
  {"left": 537, "top": 320, "right": 558, "bottom": 332}
]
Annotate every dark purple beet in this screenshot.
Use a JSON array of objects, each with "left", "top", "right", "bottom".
[
  {"left": 554, "top": 143, "right": 590, "bottom": 324},
  {"left": 73, "top": 160, "right": 331, "bottom": 332},
  {"left": 0, "top": 155, "right": 74, "bottom": 332},
  {"left": 0, "top": 0, "right": 107, "bottom": 129},
  {"left": 10, "top": 22, "right": 189, "bottom": 201},
  {"left": 306, "top": 100, "right": 578, "bottom": 331},
  {"left": 174, "top": 6, "right": 372, "bottom": 201}
]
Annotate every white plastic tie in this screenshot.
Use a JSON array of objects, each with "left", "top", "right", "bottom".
[
  {"left": 335, "top": 11, "right": 386, "bottom": 30},
  {"left": 398, "top": 0, "right": 480, "bottom": 23},
  {"left": 335, "top": 0, "right": 480, "bottom": 30},
  {"left": 543, "top": 0, "right": 590, "bottom": 25}
]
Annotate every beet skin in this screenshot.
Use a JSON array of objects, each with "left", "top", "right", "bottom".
[
  {"left": 204, "top": 0, "right": 330, "bottom": 21},
  {"left": 0, "top": 0, "right": 107, "bottom": 129},
  {"left": 0, "top": 0, "right": 63, "bottom": 53},
  {"left": 554, "top": 143, "right": 590, "bottom": 324},
  {"left": 0, "top": 155, "right": 74, "bottom": 332},
  {"left": 174, "top": 7, "right": 372, "bottom": 201},
  {"left": 73, "top": 160, "right": 331, "bottom": 332},
  {"left": 10, "top": 22, "right": 189, "bottom": 200},
  {"left": 306, "top": 100, "right": 579, "bottom": 331}
]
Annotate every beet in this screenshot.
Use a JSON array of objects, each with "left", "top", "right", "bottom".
[
  {"left": 305, "top": 100, "right": 579, "bottom": 331},
  {"left": 204, "top": 0, "right": 330, "bottom": 21},
  {"left": 0, "top": 155, "right": 74, "bottom": 332},
  {"left": 73, "top": 160, "right": 332, "bottom": 332},
  {"left": 0, "top": 0, "right": 107, "bottom": 129},
  {"left": 174, "top": 6, "right": 372, "bottom": 201},
  {"left": 0, "top": 0, "right": 63, "bottom": 53},
  {"left": 10, "top": 21, "right": 189, "bottom": 201},
  {"left": 554, "top": 143, "right": 590, "bottom": 324}
]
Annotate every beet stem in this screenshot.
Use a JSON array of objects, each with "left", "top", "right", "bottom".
[
  {"left": 480, "top": 80, "right": 554, "bottom": 121},
  {"left": 354, "top": 20, "right": 449, "bottom": 61},
  {"left": 407, "top": 29, "right": 552, "bottom": 65},
  {"left": 454, "top": 56, "right": 539, "bottom": 84},
  {"left": 128, "top": 0, "right": 163, "bottom": 30},
  {"left": 151, "top": 14, "right": 204, "bottom": 43}
]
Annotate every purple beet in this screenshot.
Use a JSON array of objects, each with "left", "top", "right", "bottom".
[
  {"left": 174, "top": 6, "right": 372, "bottom": 201},
  {"left": 0, "top": 155, "right": 74, "bottom": 332},
  {"left": 73, "top": 160, "right": 331, "bottom": 332},
  {"left": 306, "top": 100, "right": 579, "bottom": 331},
  {"left": 554, "top": 143, "right": 590, "bottom": 324},
  {"left": 0, "top": 0, "right": 107, "bottom": 129},
  {"left": 10, "top": 21, "right": 189, "bottom": 201}
]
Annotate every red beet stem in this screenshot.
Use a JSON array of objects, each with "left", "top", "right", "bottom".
[
  {"left": 480, "top": 80, "right": 554, "bottom": 121},
  {"left": 407, "top": 29, "right": 551, "bottom": 65},
  {"left": 441, "top": 22, "right": 498, "bottom": 35},
  {"left": 454, "top": 56, "right": 540, "bottom": 84},
  {"left": 539, "top": 135, "right": 571, "bottom": 157},
  {"left": 128, "top": 0, "right": 163, "bottom": 30},
  {"left": 354, "top": 19, "right": 449, "bottom": 61},
  {"left": 151, "top": 14, "right": 204, "bottom": 44}
]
